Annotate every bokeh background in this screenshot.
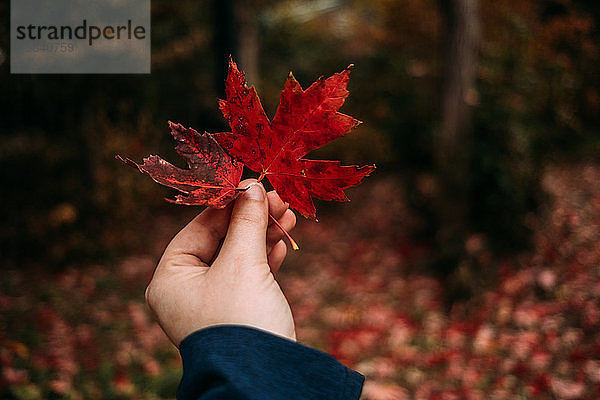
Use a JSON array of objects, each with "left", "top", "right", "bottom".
[{"left": 2, "top": 0, "right": 600, "bottom": 398}]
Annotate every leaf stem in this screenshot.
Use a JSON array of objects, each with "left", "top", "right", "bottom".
[{"left": 269, "top": 213, "right": 299, "bottom": 251}]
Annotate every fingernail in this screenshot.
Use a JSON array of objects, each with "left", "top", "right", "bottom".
[{"left": 244, "top": 182, "right": 265, "bottom": 200}]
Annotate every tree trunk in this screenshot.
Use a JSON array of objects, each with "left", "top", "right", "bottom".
[
  {"left": 235, "top": 2, "right": 259, "bottom": 88},
  {"left": 213, "top": 0, "right": 237, "bottom": 96},
  {"left": 213, "top": 0, "right": 259, "bottom": 95},
  {"left": 435, "top": 0, "right": 480, "bottom": 276}
]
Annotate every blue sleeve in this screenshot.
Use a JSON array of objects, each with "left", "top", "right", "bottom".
[{"left": 177, "top": 325, "right": 364, "bottom": 400}]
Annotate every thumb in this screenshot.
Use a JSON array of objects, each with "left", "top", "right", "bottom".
[{"left": 219, "top": 181, "right": 269, "bottom": 264}]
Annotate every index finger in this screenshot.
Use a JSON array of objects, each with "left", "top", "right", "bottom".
[{"left": 267, "top": 190, "right": 289, "bottom": 222}]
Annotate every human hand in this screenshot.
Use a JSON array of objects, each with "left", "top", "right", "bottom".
[{"left": 145, "top": 179, "right": 297, "bottom": 346}]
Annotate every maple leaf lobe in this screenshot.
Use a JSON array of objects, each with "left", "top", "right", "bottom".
[
  {"left": 268, "top": 160, "right": 376, "bottom": 219},
  {"left": 117, "top": 122, "right": 243, "bottom": 208},
  {"left": 271, "top": 66, "right": 361, "bottom": 162},
  {"left": 216, "top": 57, "right": 375, "bottom": 219}
]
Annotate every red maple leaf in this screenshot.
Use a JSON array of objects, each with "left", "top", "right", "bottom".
[
  {"left": 215, "top": 57, "right": 375, "bottom": 220},
  {"left": 117, "top": 121, "right": 243, "bottom": 208}
]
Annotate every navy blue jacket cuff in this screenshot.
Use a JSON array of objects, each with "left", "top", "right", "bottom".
[{"left": 177, "top": 325, "right": 364, "bottom": 400}]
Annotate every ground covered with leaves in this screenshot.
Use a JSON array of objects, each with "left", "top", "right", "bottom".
[{"left": 2, "top": 165, "right": 600, "bottom": 399}]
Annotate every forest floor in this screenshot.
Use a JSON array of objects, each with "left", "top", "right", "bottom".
[{"left": 2, "top": 164, "right": 600, "bottom": 399}]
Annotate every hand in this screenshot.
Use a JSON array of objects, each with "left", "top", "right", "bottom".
[{"left": 145, "top": 179, "right": 297, "bottom": 346}]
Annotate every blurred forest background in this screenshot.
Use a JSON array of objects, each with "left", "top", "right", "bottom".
[{"left": 2, "top": 0, "right": 600, "bottom": 399}]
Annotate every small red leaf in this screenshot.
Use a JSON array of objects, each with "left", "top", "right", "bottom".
[{"left": 117, "top": 122, "right": 243, "bottom": 208}]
